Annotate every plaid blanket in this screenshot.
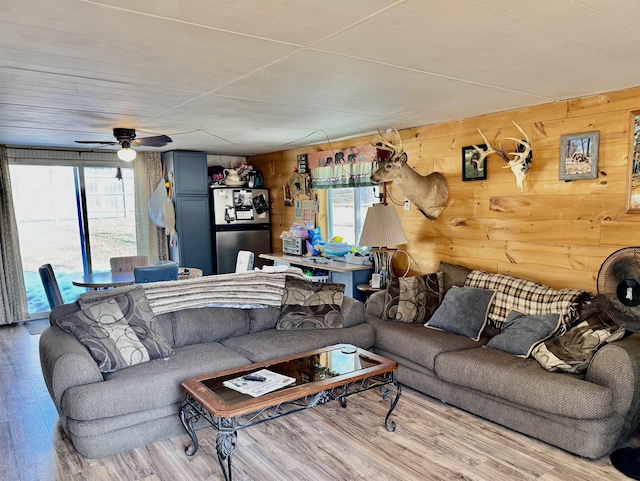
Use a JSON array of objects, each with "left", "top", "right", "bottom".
[{"left": 464, "top": 270, "right": 591, "bottom": 330}]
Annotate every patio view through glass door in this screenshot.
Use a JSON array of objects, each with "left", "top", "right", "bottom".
[{"left": 10, "top": 164, "right": 137, "bottom": 317}]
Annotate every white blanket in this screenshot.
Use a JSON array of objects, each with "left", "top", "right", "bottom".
[{"left": 141, "top": 268, "right": 305, "bottom": 315}]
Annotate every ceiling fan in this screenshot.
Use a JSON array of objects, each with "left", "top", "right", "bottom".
[{"left": 75, "top": 128, "right": 172, "bottom": 162}]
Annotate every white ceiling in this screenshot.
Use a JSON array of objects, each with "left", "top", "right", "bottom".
[{"left": 2, "top": 0, "right": 640, "bottom": 156}]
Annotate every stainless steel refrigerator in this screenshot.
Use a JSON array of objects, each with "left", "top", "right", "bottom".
[{"left": 210, "top": 187, "right": 271, "bottom": 274}]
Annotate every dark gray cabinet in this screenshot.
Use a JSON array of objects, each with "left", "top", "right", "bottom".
[{"left": 162, "top": 151, "right": 213, "bottom": 275}]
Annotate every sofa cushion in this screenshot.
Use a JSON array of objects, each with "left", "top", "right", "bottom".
[
  {"left": 248, "top": 307, "right": 281, "bottom": 333},
  {"left": 172, "top": 307, "right": 250, "bottom": 347},
  {"left": 464, "top": 270, "right": 591, "bottom": 330},
  {"left": 366, "top": 316, "right": 487, "bottom": 372},
  {"left": 532, "top": 315, "right": 626, "bottom": 373},
  {"left": 438, "top": 261, "right": 471, "bottom": 293},
  {"left": 277, "top": 277, "right": 344, "bottom": 330},
  {"left": 426, "top": 286, "right": 495, "bottom": 341},
  {"left": 382, "top": 272, "right": 443, "bottom": 322},
  {"left": 61, "top": 342, "right": 251, "bottom": 421},
  {"left": 435, "top": 347, "right": 614, "bottom": 419},
  {"left": 55, "top": 288, "right": 174, "bottom": 373},
  {"left": 486, "top": 310, "right": 563, "bottom": 357},
  {"left": 221, "top": 324, "right": 375, "bottom": 363}
]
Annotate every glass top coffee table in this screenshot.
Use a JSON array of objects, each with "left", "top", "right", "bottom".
[{"left": 179, "top": 344, "right": 401, "bottom": 481}]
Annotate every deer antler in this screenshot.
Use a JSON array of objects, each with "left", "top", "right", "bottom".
[
  {"left": 472, "top": 129, "right": 496, "bottom": 164},
  {"left": 372, "top": 126, "right": 404, "bottom": 156},
  {"left": 473, "top": 121, "right": 532, "bottom": 191},
  {"left": 501, "top": 121, "right": 531, "bottom": 168}
]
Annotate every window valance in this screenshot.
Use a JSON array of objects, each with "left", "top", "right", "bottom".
[{"left": 309, "top": 144, "right": 377, "bottom": 189}]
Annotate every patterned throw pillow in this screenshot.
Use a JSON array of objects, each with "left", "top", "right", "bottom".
[
  {"left": 464, "top": 270, "right": 591, "bottom": 331},
  {"left": 276, "top": 277, "right": 345, "bottom": 329},
  {"left": 56, "top": 287, "right": 174, "bottom": 373},
  {"left": 383, "top": 272, "right": 443, "bottom": 322},
  {"left": 532, "top": 315, "right": 626, "bottom": 373}
]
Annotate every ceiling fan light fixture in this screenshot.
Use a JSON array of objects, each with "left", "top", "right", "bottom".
[{"left": 117, "top": 140, "right": 136, "bottom": 162}]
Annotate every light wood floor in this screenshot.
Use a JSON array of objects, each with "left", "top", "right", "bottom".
[{"left": 1, "top": 321, "right": 638, "bottom": 481}]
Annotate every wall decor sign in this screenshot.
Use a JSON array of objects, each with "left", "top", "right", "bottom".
[
  {"left": 462, "top": 144, "right": 487, "bottom": 181},
  {"left": 559, "top": 131, "right": 599, "bottom": 181},
  {"left": 296, "top": 154, "right": 308, "bottom": 173},
  {"left": 627, "top": 111, "right": 640, "bottom": 212}
]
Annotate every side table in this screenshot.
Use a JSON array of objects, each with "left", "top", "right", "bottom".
[{"left": 356, "top": 283, "right": 384, "bottom": 300}]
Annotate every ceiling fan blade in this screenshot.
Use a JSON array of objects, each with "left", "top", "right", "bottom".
[
  {"left": 75, "top": 140, "right": 118, "bottom": 145},
  {"left": 133, "top": 135, "right": 172, "bottom": 147}
]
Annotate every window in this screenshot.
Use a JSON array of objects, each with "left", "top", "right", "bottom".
[
  {"left": 326, "top": 186, "right": 379, "bottom": 244},
  {"left": 9, "top": 161, "right": 136, "bottom": 316}
]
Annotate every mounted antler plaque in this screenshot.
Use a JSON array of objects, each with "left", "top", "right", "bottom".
[{"left": 473, "top": 121, "right": 532, "bottom": 191}]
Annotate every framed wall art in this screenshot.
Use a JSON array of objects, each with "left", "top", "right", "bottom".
[
  {"left": 559, "top": 131, "right": 599, "bottom": 181},
  {"left": 462, "top": 144, "right": 487, "bottom": 181},
  {"left": 627, "top": 111, "right": 640, "bottom": 212}
]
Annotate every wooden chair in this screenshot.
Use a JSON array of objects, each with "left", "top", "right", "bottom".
[{"left": 110, "top": 255, "right": 149, "bottom": 273}]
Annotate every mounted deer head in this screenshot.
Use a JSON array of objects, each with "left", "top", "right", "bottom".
[
  {"left": 473, "top": 121, "right": 532, "bottom": 191},
  {"left": 370, "top": 127, "right": 449, "bottom": 220}
]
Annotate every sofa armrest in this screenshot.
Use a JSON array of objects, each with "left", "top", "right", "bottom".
[
  {"left": 39, "top": 326, "right": 104, "bottom": 410},
  {"left": 342, "top": 296, "right": 365, "bottom": 328},
  {"left": 365, "top": 290, "right": 386, "bottom": 318},
  {"left": 586, "top": 333, "right": 640, "bottom": 437}
]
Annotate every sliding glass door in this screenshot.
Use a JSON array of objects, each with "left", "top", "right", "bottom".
[
  {"left": 84, "top": 166, "right": 136, "bottom": 272},
  {"left": 10, "top": 163, "right": 136, "bottom": 317}
]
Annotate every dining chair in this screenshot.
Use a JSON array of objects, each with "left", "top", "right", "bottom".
[
  {"left": 235, "top": 251, "right": 255, "bottom": 273},
  {"left": 39, "top": 263, "right": 64, "bottom": 309},
  {"left": 110, "top": 255, "right": 149, "bottom": 273},
  {"left": 133, "top": 263, "right": 179, "bottom": 283}
]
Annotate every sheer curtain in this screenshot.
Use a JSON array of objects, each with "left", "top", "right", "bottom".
[
  {"left": 0, "top": 145, "right": 28, "bottom": 324},
  {"left": 134, "top": 152, "right": 168, "bottom": 263}
]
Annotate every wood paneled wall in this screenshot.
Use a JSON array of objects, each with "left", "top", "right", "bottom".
[{"left": 249, "top": 86, "right": 640, "bottom": 293}]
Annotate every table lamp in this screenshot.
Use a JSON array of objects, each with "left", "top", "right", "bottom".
[{"left": 359, "top": 203, "right": 408, "bottom": 288}]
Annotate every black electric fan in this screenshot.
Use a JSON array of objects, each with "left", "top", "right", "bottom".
[{"left": 597, "top": 247, "right": 640, "bottom": 479}]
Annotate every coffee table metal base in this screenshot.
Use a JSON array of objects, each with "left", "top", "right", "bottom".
[{"left": 179, "top": 372, "right": 401, "bottom": 481}]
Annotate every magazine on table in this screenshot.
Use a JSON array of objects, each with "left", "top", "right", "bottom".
[{"left": 223, "top": 369, "right": 296, "bottom": 397}]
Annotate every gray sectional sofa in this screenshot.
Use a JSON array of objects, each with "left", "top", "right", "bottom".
[
  {"left": 39, "top": 284, "right": 373, "bottom": 459},
  {"left": 364, "top": 262, "right": 640, "bottom": 459},
  {"left": 40, "top": 265, "right": 640, "bottom": 461}
]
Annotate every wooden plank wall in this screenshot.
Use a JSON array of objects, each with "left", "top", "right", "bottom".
[{"left": 249, "top": 86, "right": 640, "bottom": 293}]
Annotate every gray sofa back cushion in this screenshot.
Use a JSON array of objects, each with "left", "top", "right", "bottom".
[
  {"left": 172, "top": 307, "right": 251, "bottom": 347},
  {"left": 154, "top": 312, "right": 174, "bottom": 346},
  {"left": 248, "top": 307, "right": 280, "bottom": 333}
]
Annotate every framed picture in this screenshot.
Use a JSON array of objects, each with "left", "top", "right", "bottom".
[
  {"left": 462, "top": 145, "right": 487, "bottom": 181},
  {"left": 559, "top": 131, "right": 599, "bottom": 181},
  {"left": 627, "top": 111, "right": 640, "bottom": 212}
]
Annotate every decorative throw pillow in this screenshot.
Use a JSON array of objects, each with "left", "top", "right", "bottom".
[
  {"left": 438, "top": 261, "right": 471, "bottom": 293},
  {"left": 56, "top": 287, "right": 174, "bottom": 373},
  {"left": 532, "top": 314, "right": 626, "bottom": 373},
  {"left": 425, "top": 286, "right": 495, "bottom": 341},
  {"left": 464, "top": 270, "right": 591, "bottom": 331},
  {"left": 383, "top": 272, "right": 443, "bottom": 322},
  {"left": 276, "top": 277, "right": 345, "bottom": 330},
  {"left": 486, "top": 310, "right": 562, "bottom": 357}
]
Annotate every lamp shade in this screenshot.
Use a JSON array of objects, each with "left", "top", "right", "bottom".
[
  {"left": 117, "top": 147, "right": 136, "bottom": 162},
  {"left": 359, "top": 203, "right": 408, "bottom": 247}
]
